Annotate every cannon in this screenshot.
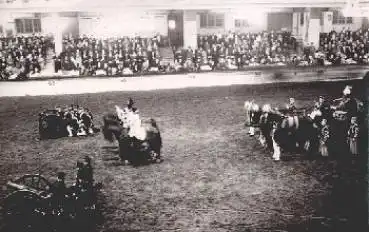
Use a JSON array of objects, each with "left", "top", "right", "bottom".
[{"left": 1, "top": 174, "right": 102, "bottom": 231}]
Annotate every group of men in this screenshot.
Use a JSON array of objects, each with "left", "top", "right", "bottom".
[
  {"left": 0, "top": 35, "right": 52, "bottom": 80},
  {"left": 54, "top": 104, "right": 96, "bottom": 136},
  {"left": 50, "top": 156, "right": 94, "bottom": 213},
  {"left": 247, "top": 84, "right": 361, "bottom": 159},
  {"left": 285, "top": 85, "right": 360, "bottom": 157},
  {"left": 56, "top": 35, "right": 162, "bottom": 76}
]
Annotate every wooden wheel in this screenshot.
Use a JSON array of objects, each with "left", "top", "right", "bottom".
[
  {"left": 2, "top": 190, "right": 46, "bottom": 231},
  {"left": 12, "top": 174, "right": 52, "bottom": 193}
]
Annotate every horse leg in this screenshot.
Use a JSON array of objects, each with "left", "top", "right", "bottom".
[
  {"left": 249, "top": 126, "right": 255, "bottom": 136},
  {"left": 259, "top": 134, "right": 266, "bottom": 147},
  {"left": 272, "top": 137, "right": 281, "bottom": 161},
  {"left": 66, "top": 125, "right": 73, "bottom": 137}
]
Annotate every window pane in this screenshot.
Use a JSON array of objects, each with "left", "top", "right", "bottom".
[
  {"left": 33, "top": 19, "right": 41, "bottom": 32},
  {"left": 346, "top": 17, "right": 353, "bottom": 24},
  {"left": 332, "top": 11, "right": 338, "bottom": 24},
  {"left": 200, "top": 13, "right": 207, "bottom": 28},
  {"left": 300, "top": 14, "right": 304, "bottom": 25},
  {"left": 24, "top": 19, "right": 33, "bottom": 33},
  {"left": 215, "top": 14, "right": 224, "bottom": 27},
  {"left": 208, "top": 14, "right": 215, "bottom": 27},
  {"left": 235, "top": 19, "right": 240, "bottom": 27},
  {"left": 15, "top": 19, "right": 24, "bottom": 33}
]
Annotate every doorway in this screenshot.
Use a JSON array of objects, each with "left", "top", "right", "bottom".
[{"left": 167, "top": 10, "right": 184, "bottom": 49}]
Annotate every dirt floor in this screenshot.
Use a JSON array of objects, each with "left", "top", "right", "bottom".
[{"left": 0, "top": 79, "right": 367, "bottom": 232}]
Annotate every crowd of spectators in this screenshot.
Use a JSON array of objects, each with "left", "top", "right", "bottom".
[
  {"left": 1, "top": 28, "right": 368, "bottom": 80},
  {"left": 173, "top": 31, "right": 299, "bottom": 71},
  {"left": 318, "top": 28, "right": 369, "bottom": 65},
  {"left": 56, "top": 35, "right": 163, "bottom": 76},
  {"left": 0, "top": 35, "right": 53, "bottom": 80}
]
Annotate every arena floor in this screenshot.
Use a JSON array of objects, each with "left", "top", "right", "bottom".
[{"left": 0, "top": 72, "right": 367, "bottom": 232}]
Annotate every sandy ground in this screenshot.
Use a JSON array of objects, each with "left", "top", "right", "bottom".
[{"left": 0, "top": 69, "right": 365, "bottom": 97}]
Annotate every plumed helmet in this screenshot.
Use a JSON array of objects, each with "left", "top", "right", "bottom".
[{"left": 343, "top": 85, "right": 352, "bottom": 95}]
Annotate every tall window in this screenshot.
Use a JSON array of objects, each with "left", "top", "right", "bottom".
[
  {"left": 15, "top": 18, "right": 42, "bottom": 34},
  {"left": 332, "top": 11, "right": 353, "bottom": 24},
  {"left": 199, "top": 12, "right": 224, "bottom": 28}
]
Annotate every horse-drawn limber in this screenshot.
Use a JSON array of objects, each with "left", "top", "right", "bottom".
[
  {"left": 38, "top": 106, "right": 99, "bottom": 140},
  {"left": 244, "top": 93, "right": 365, "bottom": 160},
  {"left": 1, "top": 174, "right": 102, "bottom": 231}
]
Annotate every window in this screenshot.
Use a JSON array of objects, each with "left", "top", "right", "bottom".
[
  {"left": 199, "top": 12, "right": 224, "bottom": 28},
  {"left": 235, "top": 19, "right": 249, "bottom": 28},
  {"left": 15, "top": 18, "right": 42, "bottom": 34},
  {"left": 332, "top": 11, "right": 353, "bottom": 24}
]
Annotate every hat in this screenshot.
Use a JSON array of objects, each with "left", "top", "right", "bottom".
[
  {"left": 84, "top": 155, "right": 91, "bottom": 164},
  {"left": 57, "top": 172, "right": 65, "bottom": 180},
  {"left": 127, "top": 98, "right": 134, "bottom": 106},
  {"left": 343, "top": 85, "right": 352, "bottom": 95}
]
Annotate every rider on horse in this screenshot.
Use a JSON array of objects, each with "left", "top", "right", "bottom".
[
  {"left": 283, "top": 97, "right": 299, "bottom": 130},
  {"left": 333, "top": 85, "right": 358, "bottom": 120}
]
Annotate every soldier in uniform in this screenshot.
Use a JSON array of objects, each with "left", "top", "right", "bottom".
[
  {"left": 283, "top": 97, "right": 299, "bottom": 130},
  {"left": 316, "top": 96, "right": 331, "bottom": 120},
  {"left": 50, "top": 172, "right": 67, "bottom": 213},
  {"left": 318, "top": 118, "right": 330, "bottom": 157},
  {"left": 334, "top": 85, "right": 358, "bottom": 120},
  {"left": 347, "top": 116, "right": 359, "bottom": 155}
]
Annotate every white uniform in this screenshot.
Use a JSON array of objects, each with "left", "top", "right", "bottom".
[{"left": 128, "top": 112, "right": 146, "bottom": 140}]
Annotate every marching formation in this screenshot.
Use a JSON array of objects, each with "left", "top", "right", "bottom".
[{"left": 244, "top": 85, "right": 363, "bottom": 161}]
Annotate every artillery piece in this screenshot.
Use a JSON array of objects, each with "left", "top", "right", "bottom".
[{"left": 1, "top": 174, "right": 102, "bottom": 232}]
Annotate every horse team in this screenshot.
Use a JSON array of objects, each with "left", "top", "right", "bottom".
[{"left": 244, "top": 85, "right": 363, "bottom": 161}]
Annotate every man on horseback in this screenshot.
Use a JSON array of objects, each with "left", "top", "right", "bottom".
[
  {"left": 283, "top": 97, "right": 299, "bottom": 130},
  {"left": 333, "top": 85, "right": 358, "bottom": 120}
]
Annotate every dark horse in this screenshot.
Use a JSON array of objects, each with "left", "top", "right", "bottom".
[
  {"left": 102, "top": 113, "right": 162, "bottom": 166},
  {"left": 245, "top": 102, "right": 320, "bottom": 160}
]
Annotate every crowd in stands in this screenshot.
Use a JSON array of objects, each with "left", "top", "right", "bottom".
[
  {"left": 318, "top": 28, "right": 369, "bottom": 65},
  {"left": 173, "top": 31, "right": 298, "bottom": 71},
  {"left": 56, "top": 35, "right": 163, "bottom": 76},
  {"left": 0, "top": 28, "right": 368, "bottom": 80},
  {"left": 0, "top": 35, "right": 54, "bottom": 80}
]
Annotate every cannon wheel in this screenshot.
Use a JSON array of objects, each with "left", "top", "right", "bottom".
[
  {"left": 2, "top": 190, "right": 46, "bottom": 231},
  {"left": 13, "top": 174, "right": 52, "bottom": 193}
]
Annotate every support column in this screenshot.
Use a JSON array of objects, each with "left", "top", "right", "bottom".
[
  {"left": 47, "top": 13, "right": 63, "bottom": 55},
  {"left": 224, "top": 10, "right": 235, "bottom": 33},
  {"left": 322, "top": 11, "right": 333, "bottom": 33},
  {"left": 183, "top": 10, "right": 197, "bottom": 49},
  {"left": 0, "top": 11, "right": 15, "bottom": 36}
]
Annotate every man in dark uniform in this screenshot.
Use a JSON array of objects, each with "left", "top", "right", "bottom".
[
  {"left": 50, "top": 172, "right": 67, "bottom": 213},
  {"left": 317, "top": 96, "right": 331, "bottom": 120},
  {"left": 81, "top": 156, "right": 93, "bottom": 189}
]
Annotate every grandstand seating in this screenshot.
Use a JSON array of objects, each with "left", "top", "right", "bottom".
[{"left": 0, "top": 28, "right": 368, "bottom": 80}]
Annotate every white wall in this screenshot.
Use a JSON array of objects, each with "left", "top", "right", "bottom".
[
  {"left": 78, "top": 10, "right": 167, "bottom": 38},
  {"left": 183, "top": 10, "right": 197, "bottom": 48}
]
